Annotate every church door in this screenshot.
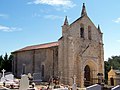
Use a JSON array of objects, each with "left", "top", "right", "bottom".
[
  {"left": 110, "top": 77, "right": 114, "bottom": 86},
  {"left": 84, "top": 65, "right": 91, "bottom": 87}
]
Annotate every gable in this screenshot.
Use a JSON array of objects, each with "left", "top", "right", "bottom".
[
  {"left": 108, "top": 69, "right": 116, "bottom": 76},
  {"left": 66, "top": 15, "right": 102, "bottom": 42}
]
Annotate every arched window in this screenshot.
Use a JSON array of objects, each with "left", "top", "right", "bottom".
[
  {"left": 80, "top": 24, "right": 84, "bottom": 38},
  {"left": 22, "top": 64, "right": 26, "bottom": 74},
  {"left": 88, "top": 26, "right": 92, "bottom": 40},
  {"left": 41, "top": 65, "right": 44, "bottom": 77}
]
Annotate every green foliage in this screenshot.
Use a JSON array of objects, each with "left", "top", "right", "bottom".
[
  {"left": 0, "top": 53, "right": 13, "bottom": 72},
  {"left": 104, "top": 55, "right": 120, "bottom": 81},
  {"left": 0, "top": 55, "right": 3, "bottom": 69}
]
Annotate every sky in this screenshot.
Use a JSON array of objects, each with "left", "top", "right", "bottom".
[{"left": 0, "top": 0, "right": 120, "bottom": 60}]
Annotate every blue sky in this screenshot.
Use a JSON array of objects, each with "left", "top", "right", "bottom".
[{"left": 0, "top": 0, "right": 120, "bottom": 60}]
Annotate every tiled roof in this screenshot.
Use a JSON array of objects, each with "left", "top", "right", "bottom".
[
  {"left": 114, "top": 70, "right": 120, "bottom": 74},
  {"left": 12, "top": 41, "right": 59, "bottom": 53}
]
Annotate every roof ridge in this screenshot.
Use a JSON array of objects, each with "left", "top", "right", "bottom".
[
  {"left": 12, "top": 41, "right": 59, "bottom": 53},
  {"left": 25, "top": 41, "right": 58, "bottom": 47}
]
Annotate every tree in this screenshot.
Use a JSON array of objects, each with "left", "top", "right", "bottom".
[
  {"left": 0, "top": 53, "right": 13, "bottom": 72},
  {"left": 0, "top": 55, "right": 3, "bottom": 69},
  {"left": 104, "top": 61, "right": 110, "bottom": 81},
  {"left": 104, "top": 55, "right": 120, "bottom": 82}
]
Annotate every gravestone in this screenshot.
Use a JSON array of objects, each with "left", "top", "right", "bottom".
[
  {"left": 5, "top": 74, "right": 14, "bottom": 81},
  {"left": 19, "top": 75, "right": 29, "bottom": 90},
  {"left": 33, "top": 73, "right": 41, "bottom": 80},
  {"left": 1, "top": 69, "right": 6, "bottom": 82},
  {"left": 5, "top": 72, "right": 12, "bottom": 75},
  {"left": 112, "top": 85, "right": 120, "bottom": 90},
  {"left": 72, "top": 75, "right": 77, "bottom": 90},
  {"left": 86, "top": 84, "right": 101, "bottom": 90},
  {"left": 33, "top": 73, "right": 42, "bottom": 84},
  {"left": 28, "top": 73, "right": 32, "bottom": 79}
]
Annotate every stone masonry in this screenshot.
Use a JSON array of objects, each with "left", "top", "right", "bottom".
[
  {"left": 12, "top": 3, "right": 104, "bottom": 87},
  {"left": 58, "top": 3, "right": 104, "bottom": 87}
]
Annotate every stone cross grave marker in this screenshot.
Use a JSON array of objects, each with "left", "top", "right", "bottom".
[
  {"left": 72, "top": 75, "right": 77, "bottom": 90},
  {"left": 73, "top": 75, "right": 76, "bottom": 84},
  {"left": 1, "top": 69, "right": 6, "bottom": 82},
  {"left": 2, "top": 69, "right": 5, "bottom": 78},
  {"left": 19, "top": 75, "right": 29, "bottom": 90}
]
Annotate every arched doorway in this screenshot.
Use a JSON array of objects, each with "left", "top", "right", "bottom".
[
  {"left": 84, "top": 65, "right": 91, "bottom": 87},
  {"left": 110, "top": 77, "right": 114, "bottom": 86}
]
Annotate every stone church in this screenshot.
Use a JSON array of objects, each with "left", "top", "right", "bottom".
[{"left": 12, "top": 3, "right": 104, "bottom": 87}]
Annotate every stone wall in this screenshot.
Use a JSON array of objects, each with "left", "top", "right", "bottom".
[
  {"left": 12, "top": 46, "right": 58, "bottom": 81},
  {"left": 13, "top": 51, "right": 33, "bottom": 77},
  {"left": 58, "top": 15, "right": 104, "bottom": 87}
]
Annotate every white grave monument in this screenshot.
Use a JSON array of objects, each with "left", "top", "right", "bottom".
[
  {"left": 19, "top": 75, "right": 29, "bottom": 90},
  {"left": 112, "top": 85, "right": 120, "bottom": 90},
  {"left": 1, "top": 69, "right": 6, "bottom": 82},
  {"left": 72, "top": 75, "right": 77, "bottom": 90},
  {"left": 5, "top": 74, "right": 14, "bottom": 81},
  {"left": 86, "top": 84, "right": 101, "bottom": 90}
]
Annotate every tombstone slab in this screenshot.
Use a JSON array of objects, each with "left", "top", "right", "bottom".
[
  {"left": 86, "top": 84, "right": 101, "bottom": 90},
  {"left": 33, "top": 73, "right": 42, "bottom": 84},
  {"left": 5, "top": 74, "right": 14, "bottom": 81},
  {"left": 19, "top": 75, "right": 29, "bottom": 90},
  {"left": 112, "top": 85, "right": 120, "bottom": 90}
]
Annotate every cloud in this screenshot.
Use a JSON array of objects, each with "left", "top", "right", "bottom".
[
  {"left": 32, "top": 12, "right": 64, "bottom": 20},
  {"left": 44, "top": 15, "right": 63, "bottom": 20},
  {"left": 39, "top": 9, "right": 51, "bottom": 14},
  {"left": 0, "top": 14, "right": 9, "bottom": 19},
  {"left": 28, "top": 0, "right": 76, "bottom": 9},
  {"left": 32, "top": 13, "right": 41, "bottom": 17},
  {"left": 0, "top": 25, "right": 22, "bottom": 32},
  {"left": 113, "top": 18, "right": 120, "bottom": 23}
]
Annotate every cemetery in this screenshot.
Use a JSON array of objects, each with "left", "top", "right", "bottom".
[
  {"left": 0, "top": 68, "right": 119, "bottom": 90},
  {"left": 1, "top": 1, "right": 120, "bottom": 90}
]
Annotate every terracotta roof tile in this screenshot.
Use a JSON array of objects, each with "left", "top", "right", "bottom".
[
  {"left": 114, "top": 70, "right": 120, "bottom": 74},
  {"left": 12, "top": 41, "right": 59, "bottom": 53}
]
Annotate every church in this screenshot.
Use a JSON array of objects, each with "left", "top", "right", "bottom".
[{"left": 12, "top": 3, "right": 104, "bottom": 87}]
